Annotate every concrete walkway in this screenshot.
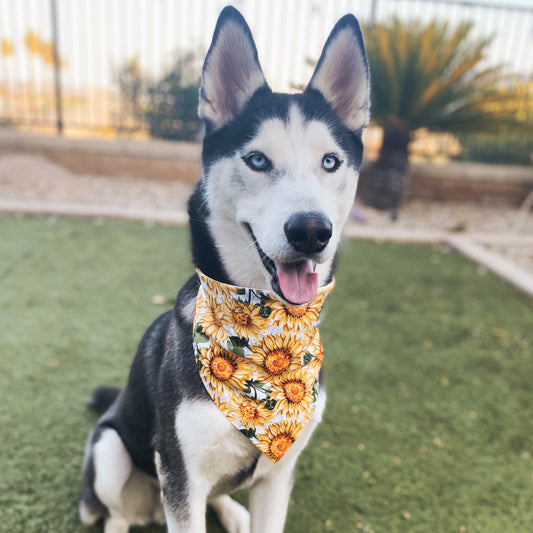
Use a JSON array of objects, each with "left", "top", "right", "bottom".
[
  {"left": 0, "top": 199, "right": 189, "bottom": 225},
  {"left": 1, "top": 198, "right": 532, "bottom": 299}
]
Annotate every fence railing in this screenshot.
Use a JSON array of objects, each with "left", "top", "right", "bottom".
[{"left": 0, "top": 0, "right": 532, "bottom": 163}]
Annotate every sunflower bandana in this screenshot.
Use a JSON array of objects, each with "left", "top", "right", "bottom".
[{"left": 192, "top": 270, "right": 334, "bottom": 463}]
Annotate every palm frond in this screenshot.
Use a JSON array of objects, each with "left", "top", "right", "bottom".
[{"left": 364, "top": 18, "right": 530, "bottom": 135}]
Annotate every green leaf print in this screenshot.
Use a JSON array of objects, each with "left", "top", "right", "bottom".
[
  {"left": 312, "top": 377, "right": 320, "bottom": 402},
  {"left": 264, "top": 398, "right": 277, "bottom": 410},
  {"left": 229, "top": 336, "right": 249, "bottom": 347},
  {"left": 194, "top": 330, "right": 209, "bottom": 345},
  {"left": 227, "top": 335, "right": 249, "bottom": 357},
  {"left": 240, "top": 428, "right": 257, "bottom": 439},
  {"left": 244, "top": 379, "right": 271, "bottom": 400},
  {"left": 302, "top": 351, "right": 314, "bottom": 366},
  {"left": 258, "top": 305, "right": 273, "bottom": 318}
]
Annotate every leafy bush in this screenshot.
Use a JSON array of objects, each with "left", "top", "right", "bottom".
[
  {"left": 357, "top": 18, "right": 533, "bottom": 211},
  {"left": 115, "top": 58, "right": 145, "bottom": 132},
  {"left": 456, "top": 133, "right": 533, "bottom": 166},
  {"left": 115, "top": 52, "right": 201, "bottom": 141},
  {"left": 144, "top": 52, "right": 202, "bottom": 141}
]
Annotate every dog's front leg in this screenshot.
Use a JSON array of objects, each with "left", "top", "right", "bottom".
[
  {"left": 155, "top": 451, "right": 209, "bottom": 533},
  {"left": 160, "top": 479, "right": 210, "bottom": 533},
  {"left": 249, "top": 461, "right": 296, "bottom": 533}
]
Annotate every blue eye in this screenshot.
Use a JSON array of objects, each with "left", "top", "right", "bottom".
[
  {"left": 243, "top": 152, "right": 272, "bottom": 172},
  {"left": 322, "top": 154, "right": 342, "bottom": 172}
]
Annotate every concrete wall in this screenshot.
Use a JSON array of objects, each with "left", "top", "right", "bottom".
[
  {"left": 0, "top": 130, "right": 202, "bottom": 183},
  {"left": 405, "top": 161, "right": 533, "bottom": 205}
]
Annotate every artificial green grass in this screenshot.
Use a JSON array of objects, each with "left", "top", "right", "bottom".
[{"left": 1, "top": 214, "right": 532, "bottom": 533}]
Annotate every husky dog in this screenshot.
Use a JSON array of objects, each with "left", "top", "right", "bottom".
[{"left": 80, "top": 6, "right": 369, "bottom": 533}]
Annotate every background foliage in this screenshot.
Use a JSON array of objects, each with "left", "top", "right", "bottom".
[
  {"left": 116, "top": 52, "right": 201, "bottom": 141},
  {"left": 358, "top": 17, "right": 532, "bottom": 211}
]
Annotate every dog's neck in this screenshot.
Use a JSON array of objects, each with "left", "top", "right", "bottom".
[{"left": 188, "top": 183, "right": 234, "bottom": 285}]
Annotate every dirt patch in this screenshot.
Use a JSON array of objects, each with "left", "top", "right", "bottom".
[{"left": 0, "top": 154, "right": 194, "bottom": 211}]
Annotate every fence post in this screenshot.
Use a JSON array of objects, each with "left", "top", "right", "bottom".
[
  {"left": 370, "top": 0, "right": 378, "bottom": 27},
  {"left": 50, "top": 0, "right": 63, "bottom": 135}
]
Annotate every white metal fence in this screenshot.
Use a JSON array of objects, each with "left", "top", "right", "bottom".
[{"left": 0, "top": 0, "right": 531, "bottom": 162}]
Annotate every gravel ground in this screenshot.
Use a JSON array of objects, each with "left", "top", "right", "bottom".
[
  {"left": 353, "top": 200, "right": 533, "bottom": 274},
  {"left": 0, "top": 154, "right": 193, "bottom": 211},
  {"left": 352, "top": 199, "right": 533, "bottom": 235},
  {"left": 1, "top": 153, "right": 532, "bottom": 273}
]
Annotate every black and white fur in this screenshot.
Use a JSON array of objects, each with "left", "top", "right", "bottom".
[{"left": 80, "top": 7, "right": 370, "bottom": 533}]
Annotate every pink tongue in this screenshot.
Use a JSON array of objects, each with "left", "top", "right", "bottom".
[{"left": 275, "top": 260, "right": 318, "bottom": 305}]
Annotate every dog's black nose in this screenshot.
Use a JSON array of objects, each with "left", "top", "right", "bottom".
[{"left": 284, "top": 212, "right": 333, "bottom": 254}]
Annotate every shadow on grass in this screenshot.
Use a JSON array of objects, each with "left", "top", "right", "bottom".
[{"left": 1, "top": 214, "right": 532, "bottom": 533}]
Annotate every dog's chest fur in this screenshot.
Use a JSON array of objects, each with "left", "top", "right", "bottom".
[{"left": 174, "top": 395, "right": 326, "bottom": 495}]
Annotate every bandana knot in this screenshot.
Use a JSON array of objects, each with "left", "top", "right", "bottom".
[{"left": 193, "top": 270, "right": 334, "bottom": 462}]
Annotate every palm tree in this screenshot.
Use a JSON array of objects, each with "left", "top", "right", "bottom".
[{"left": 358, "top": 18, "right": 530, "bottom": 216}]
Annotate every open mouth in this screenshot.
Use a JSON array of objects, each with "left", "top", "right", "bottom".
[{"left": 244, "top": 224, "right": 318, "bottom": 305}]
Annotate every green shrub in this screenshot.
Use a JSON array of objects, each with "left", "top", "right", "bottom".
[
  {"left": 144, "top": 52, "right": 202, "bottom": 141},
  {"left": 456, "top": 133, "right": 533, "bottom": 166},
  {"left": 115, "top": 52, "right": 202, "bottom": 141}
]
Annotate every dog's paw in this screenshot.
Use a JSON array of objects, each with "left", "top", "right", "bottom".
[
  {"left": 209, "top": 495, "right": 250, "bottom": 533},
  {"left": 103, "top": 515, "right": 130, "bottom": 533},
  {"left": 79, "top": 500, "right": 100, "bottom": 526}
]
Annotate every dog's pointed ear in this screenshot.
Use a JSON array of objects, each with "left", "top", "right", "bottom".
[
  {"left": 307, "top": 15, "right": 370, "bottom": 132},
  {"left": 199, "top": 7, "right": 268, "bottom": 130}
]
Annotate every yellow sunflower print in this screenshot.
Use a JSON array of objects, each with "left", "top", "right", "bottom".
[
  {"left": 225, "top": 396, "right": 275, "bottom": 429},
  {"left": 305, "top": 330, "right": 324, "bottom": 371},
  {"left": 271, "top": 368, "right": 315, "bottom": 418},
  {"left": 194, "top": 296, "right": 229, "bottom": 346},
  {"left": 193, "top": 269, "right": 335, "bottom": 462},
  {"left": 269, "top": 299, "right": 322, "bottom": 333},
  {"left": 197, "top": 344, "right": 250, "bottom": 399},
  {"left": 248, "top": 333, "right": 305, "bottom": 376},
  {"left": 223, "top": 299, "right": 270, "bottom": 339},
  {"left": 256, "top": 419, "right": 306, "bottom": 463},
  {"left": 201, "top": 273, "right": 226, "bottom": 300}
]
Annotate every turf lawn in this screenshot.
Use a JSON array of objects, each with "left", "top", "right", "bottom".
[{"left": 1, "top": 214, "right": 532, "bottom": 533}]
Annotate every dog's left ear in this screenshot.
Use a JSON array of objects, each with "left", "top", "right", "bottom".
[
  {"left": 307, "top": 15, "right": 370, "bottom": 132},
  {"left": 199, "top": 6, "right": 268, "bottom": 131}
]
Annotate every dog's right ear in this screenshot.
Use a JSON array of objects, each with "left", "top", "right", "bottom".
[{"left": 199, "top": 7, "right": 268, "bottom": 131}]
